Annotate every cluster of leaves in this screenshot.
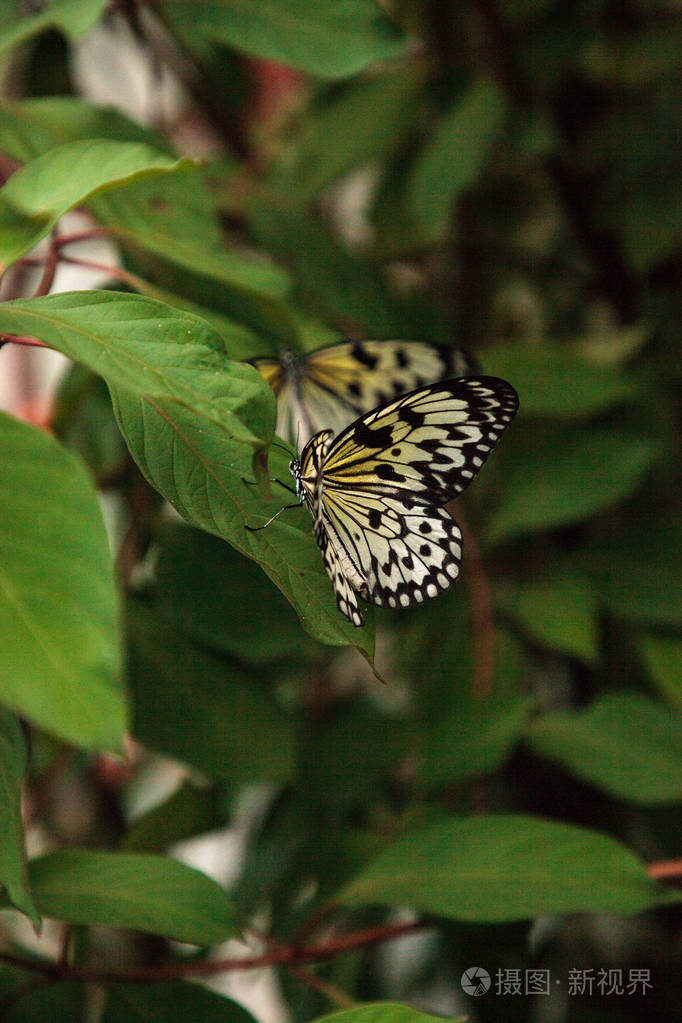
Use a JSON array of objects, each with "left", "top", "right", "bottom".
[{"left": 0, "top": 1, "right": 680, "bottom": 1022}]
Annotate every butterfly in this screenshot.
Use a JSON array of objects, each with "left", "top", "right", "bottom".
[
  {"left": 251, "top": 339, "right": 477, "bottom": 446},
  {"left": 251, "top": 376, "right": 518, "bottom": 627}
]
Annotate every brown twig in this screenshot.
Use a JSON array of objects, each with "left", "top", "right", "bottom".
[
  {"left": 53, "top": 227, "right": 112, "bottom": 249},
  {"left": 287, "top": 964, "right": 357, "bottom": 1009},
  {"left": 0, "top": 919, "right": 427, "bottom": 985},
  {"left": 57, "top": 254, "right": 150, "bottom": 293},
  {"left": 34, "top": 234, "right": 59, "bottom": 297},
  {"left": 451, "top": 500, "right": 496, "bottom": 702},
  {"left": 647, "top": 858, "right": 682, "bottom": 882}
]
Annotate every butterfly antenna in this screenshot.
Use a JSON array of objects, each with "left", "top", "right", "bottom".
[
  {"left": 271, "top": 438, "right": 294, "bottom": 456},
  {"left": 245, "top": 503, "right": 299, "bottom": 531}
]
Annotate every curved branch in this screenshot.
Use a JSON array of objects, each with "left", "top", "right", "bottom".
[{"left": 0, "top": 919, "right": 427, "bottom": 985}]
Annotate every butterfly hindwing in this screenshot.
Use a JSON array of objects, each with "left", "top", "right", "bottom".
[
  {"left": 319, "top": 489, "right": 463, "bottom": 613},
  {"left": 292, "top": 376, "right": 518, "bottom": 627}
]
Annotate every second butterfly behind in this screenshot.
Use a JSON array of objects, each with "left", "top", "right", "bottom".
[{"left": 252, "top": 339, "right": 476, "bottom": 446}]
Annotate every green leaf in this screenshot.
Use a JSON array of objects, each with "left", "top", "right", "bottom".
[
  {"left": 273, "top": 70, "right": 424, "bottom": 199},
  {"left": 102, "top": 981, "right": 257, "bottom": 1023},
  {"left": 0, "top": 96, "right": 163, "bottom": 162},
  {"left": 0, "top": 291, "right": 273, "bottom": 449},
  {"left": 25, "top": 849, "right": 237, "bottom": 945},
  {"left": 111, "top": 389, "right": 375, "bottom": 658},
  {"left": 0, "top": 0, "right": 106, "bottom": 57},
  {"left": 124, "top": 782, "right": 227, "bottom": 853},
  {"left": 487, "top": 425, "right": 658, "bottom": 543},
  {"left": 525, "top": 692, "right": 682, "bottom": 804},
  {"left": 300, "top": 703, "right": 416, "bottom": 808},
  {"left": 250, "top": 199, "right": 404, "bottom": 337},
  {"left": 0, "top": 101, "right": 289, "bottom": 321},
  {"left": 499, "top": 571, "right": 599, "bottom": 664},
  {"left": 313, "top": 1006, "right": 465, "bottom": 1023},
  {"left": 410, "top": 81, "right": 505, "bottom": 239},
  {"left": 162, "top": 0, "right": 410, "bottom": 78},
  {"left": 0, "top": 709, "right": 39, "bottom": 926},
  {"left": 337, "top": 814, "right": 678, "bottom": 921},
  {"left": 127, "top": 599, "right": 296, "bottom": 783},
  {"left": 52, "top": 364, "right": 127, "bottom": 481},
  {"left": 585, "top": 521, "right": 682, "bottom": 627},
  {"left": 0, "top": 977, "right": 85, "bottom": 1022},
  {"left": 153, "top": 523, "right": 319, "bottom": 665},
  {"left": 91, "top": 177, "right": 292, "bottom": 303},
  {"left": 639, "top": 634, "right": 682, "bottom": 711},
  {"left": 0, "top": 140, "right": 194, "bottom": 271},
  {"left": 481, "top": 345, "right": 637, "bottom": 418},
  {"left": 0, "top": 413, "right": 125, "bottom": 750},
  {"left": 417, "top": 695, "right": 531, "bottom": 790}
]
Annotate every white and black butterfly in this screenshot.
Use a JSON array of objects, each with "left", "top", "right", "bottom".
[
  {"left": 252, "top": 339, "right": 476, "bottom": 446},
  {"left": 251, "top": 376, "right": 518, "bottom": 627}
]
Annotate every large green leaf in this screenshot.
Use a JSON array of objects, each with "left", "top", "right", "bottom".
[
  {"left": 0, "top": 292, "right": 273, "bottom": 449},
  {"left": 24, "top": 849, "right": 237, "bottom": 945},
  {"left": 0, "top": 709, "right": 38, "bottom": 925},
  {"left": 0, "top": 413, "right": 124, "bottom": 750},
  {"left": 0, "top": 96, "right": 162, "bottom": 162},
  {"left": 313, "top": 1007, "right": 465, "bottom": 1023},
  {"left": 337, "top": 815, "right": 678, "bottom": 920},
  {"left": 481, "top": 345, "right": 637, "bottom": 418},
  {"left": 410, "top": 81, "right": 505, "bottom": 239},
  {"left": 0, "top": 141, "right": 194, "bottom": 271},
  {"left": 0, "top": 293, "right": 371, "bottom": 655},
  {"left": 417, "top": 695, "right": 532, "bottom": 790},
  {"left": 102, "top": 981, "right": 257, "bottom": 1023},
  {"left": 499, "top": 570, "right": 599, "bottom": 664},
  {"left": 127, "top": 599, "right": 296, "bottom": 783},
  {"left": 0, "top": 0, "right": 106, "bottom": 57},
  {"left": 124, "top": 782, "right": 227, "bottom": 853},
  {"left": 487, "top": 425, "right": 658, "bottom": 543},
  {"left": 153, "top": 523, "right": 319, "bottom": 665},
  {"left": 0, "top": 977, "right": 85, "bottom": 1023},
  {"left": 639, "top": 634, "right": 682, "bottom": 710},
  {"left": 584, "top": 521, "right": 682, "bottom": 628},
  {"left": 111, "top": 389, "right": 375, "bottom": 657},
  {"left": 525, "top": 693, "right": 682, "bottom": 804},
  {"left": 162, "top": 0, "right": 410, "bottom": 78}
]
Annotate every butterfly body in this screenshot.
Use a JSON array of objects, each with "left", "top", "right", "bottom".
[
  {"left": 287, "top": 376, "right": 518, "bottom": 627},
  {"left": 253, "top": 339, "right": 477, "bottom": 446}
]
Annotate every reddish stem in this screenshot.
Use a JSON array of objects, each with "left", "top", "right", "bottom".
[
  {"left": 647, "top": 858, "right": 682, "bottom": 881},
  {"left": 0, "top": 919, "right": 427, "bottom": 985},
  {"left": 0, "top": 334, "right": 49, "bottom": 349}
]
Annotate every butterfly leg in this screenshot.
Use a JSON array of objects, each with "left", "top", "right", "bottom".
[{"left": 245, "top": 503, "right": 300, "bottom": 531}]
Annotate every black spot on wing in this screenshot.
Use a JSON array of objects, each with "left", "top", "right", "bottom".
[
  {"left": 350, "top": 342, "right": 379, "bottom": 370},
  {"left": 352, "top": 421, "right": 396, "bottom": 449},
  {"left": 376, "top": 463, "right": 406, "bottom": 482}
]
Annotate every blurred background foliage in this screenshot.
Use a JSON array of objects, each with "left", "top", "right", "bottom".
[{"left": 0, "top": 1, "right": 681, "bottom": 1021}]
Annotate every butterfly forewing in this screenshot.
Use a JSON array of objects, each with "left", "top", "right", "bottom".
[
  {"left": 292, "top": 376, "right": 518, "bottom": 627},
  {"left": 321, "top": 377, "right": 519, "bottom": 504}
]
